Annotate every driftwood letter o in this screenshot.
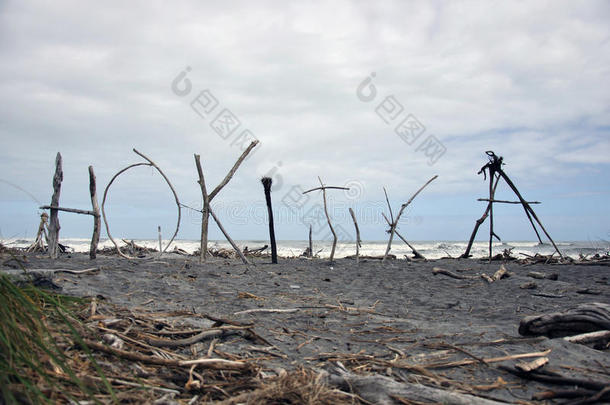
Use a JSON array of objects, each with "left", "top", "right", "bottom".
[{"left": 101, "top": 149, "right": 181, "bottom": 259}]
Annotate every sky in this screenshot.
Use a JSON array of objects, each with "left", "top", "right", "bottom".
[{"left": 0, "top": 0, "right": 609, "bottom": 244}]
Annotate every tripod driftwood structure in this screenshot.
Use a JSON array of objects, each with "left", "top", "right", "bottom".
[
  {"left": 102, "top": 149, "right": 181, "bottom": 260},
  {"left": 261, "top": 177, "right": 278, "bottom": 264},
  {"left": 462, "top": 151, "right": 562, "bottom": 260},
  {"left": 382, "top": 176, "right": 438, "bottom": 263},
  {"left": 27, "top": 212, "right": 49, "bottom": 252},
  {"left": 303, "top": 177, "right": 350, "bottom": 263},
  {"left": 194, "top": 140, "right": 258, "bottom": 263},
  {"left": 39, "top": 153, "right": 102, "bottom": 259}
]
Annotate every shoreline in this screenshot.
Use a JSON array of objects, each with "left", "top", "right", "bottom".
[{"left": 3, "top": 237, "right": 608, "bottom": 261}]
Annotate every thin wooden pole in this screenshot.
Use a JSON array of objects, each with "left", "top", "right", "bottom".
[
  {"left": 382, "top": 213, "right": 425, "bottom": 259},
  {"left": 194, "top": 154, "right": 209, "bottom": 262},
  {"left": 319, "top": 177, "right": 337, "bottom": 263},
  {"left": 461, "top": 175, "right": 500, "bottom": 258},
  {"left": 308, "top": 224, "right": 313, "bottom": 258},
  {"left": 208, "top": 141, "right": 259, "bottom": 201},
  {"left": 394, "top": 230, "right": 425, "bottom": 259},
  {"left": 478, "top": 199, "right": 540, "bottom": 204},
  {"left": 158, "top": 226, "right": 163, "bottom": 258},
  {"left": 349, "top": 208, "right": 361, "bottom": 264},
  {"left": 261, "top": 177, "right": 278, "bottom": 264},
  {"left": 498, "top": 170, "right": 562, "bottom": 258},
  {"left": 40, "top": 206, "right": 95, "bottom": 216},
  {"left": 488, "top": 170, "right": 495, "bottom": 261},
  {"left": 88, "top": 166, "right": 101, "bottom": 259},
  {"left": 48, "top": 152, "right": 63, "bottom": 259},
  {"left": 208, "top": 206, "right": 250, "bottom": 266}
]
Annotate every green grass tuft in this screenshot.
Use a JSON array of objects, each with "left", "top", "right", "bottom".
[{"left": 0, "top": 271, "right": 115, "bottom": 404}]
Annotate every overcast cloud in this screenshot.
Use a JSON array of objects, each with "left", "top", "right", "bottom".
[{"left": 1, "top": 0, "right": 609, "bottom": 243}]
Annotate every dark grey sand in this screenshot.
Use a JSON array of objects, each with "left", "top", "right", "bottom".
[{"left": 3, "top": 252, "right": 609, "bottom": 403}]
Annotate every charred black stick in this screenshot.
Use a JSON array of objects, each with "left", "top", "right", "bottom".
[{"left": 261, "top": 177, "right": 278, "bottom": 264}]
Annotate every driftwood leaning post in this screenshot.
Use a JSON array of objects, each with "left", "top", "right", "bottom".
[
  {"left": 348, "top": 208, "right": 361, "bottom": 264},
  {"left": 101, "top": 149, "right": 181, "bottom": 260},
  {"left": 261, "top": 177, "right": 278, "bottom": 264},
  {"left": 88, "top": 166, "right": 101, "bottom": 259},
  {"left": 382, "top": 175, "right": 438, "bottom": 263},
  {"left": 194, "top": 140, "right": 259, "bottom": 263},
  {"left": 303, "top": 177, "right": 350, "bottom": 263},
  {"left": 381, "top": 213, "right": 425, "bottom": 260},
  {"left": 308, "top": 224, "right": 313, "bottom": 258},
  {"left": 48, "top": 152, "right": 62, "bottom": 259},
  {"left": 40, "top": 153, "right": 102, "bottom": 259}
]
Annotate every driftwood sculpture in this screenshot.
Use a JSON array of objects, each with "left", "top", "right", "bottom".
[
  {"left": 194, "top": 140, "right": 258, "bottom": 263},
  {"left": 102, "top": 149, "right": 181, "bottom": 260},
  {"left": 261, "top": 177, "right": 278, "bottom": 264},
  {"left": 303, "top": 177, "right": 350, "bottom": 263},
  {"left": 463, "top": 151, "right": 562, "bottom": 260},
  {"left": 39, "top": 153, "right": 101, "bottom": 259},
  {"left": 381, "top": 176, "right": 437, "bottom": 263}
]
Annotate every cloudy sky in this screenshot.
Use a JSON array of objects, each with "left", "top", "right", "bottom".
[{"left": 1, "top": 0, "right": 609, "bottom": 244}]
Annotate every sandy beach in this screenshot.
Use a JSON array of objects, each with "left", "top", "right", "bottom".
[{"left": 3, "top": 250, "right": 609, "bottom": 403}]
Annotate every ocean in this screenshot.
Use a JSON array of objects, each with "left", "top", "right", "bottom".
[{"left": 3, "top": 238, "right": 608, "bottom": 260}]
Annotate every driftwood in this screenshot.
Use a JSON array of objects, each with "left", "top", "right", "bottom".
[
  {"left": 563, "top": 330, "right": 610, "bottom": 347},
  {"left": 208, "top": 207, "right": 251, "bottom": 265},
  {"left": 83, "top": 339, "right": 248, "bottom": 370},
  {"left": 382, "top": 176, "right": 437, "bottom": 263},
  {"left": 145, "top": 326, "right": 246, "bottom": 348},
  {"left": 48, "top": 152, "right": 63, "bottom": 259},
  {"left": 514, "top": 357, "right": 548, "bottom": 372},
  {"left": 1, "top": 268, "right": 99, "bottom": 288},
  {"left": 519, "top": 302, "right": 610, "bottom": 337},
  {"left": 382, "top": 213, "right": 425, "bottom": 259},
  {"left": 432, "top": 267, "right": 477, "bottom": 280},
  {"left": 465, "top": 151, "right": 562, "bottom": 260},
  {"left": 302, "top": 178, "right": 350, "bottom": 263},
  {"left": 533, "top": 387, "right": 610, "bottom": 403},
  {"left": 88, "top": 166, "right": 101, "bottom": 259},
  {"left": 102, "top": 149, "right": 181, "bottom": 260},
  {"left": 194, "top": 140, "right": 258, "bottom": 262},
  {"left": 40, "top": 157, "right": 101, "bottom": 259},
  {"left": 527, "top": 271, "right": 558, "bottom": 280},
  {"left": 462, "top": 175, "right": 500, "bottom": 258},
  {"left": 499, "top": 365, "right": 609, "bottom": 392},
  {"left": 261, "top": 177, "right": 278, "bottom": 264},
  {"left": 27, "top": 212, "right": 49, "bottom": 252},
  {"left": 326, "top": 370, "right": 506, "bottom": 405},
  {"left": 348, "top": 208, "right": 361, "bottom": 264},
  {"left": 478, "top": 198, "right": 541, "bottom": 204},
  {"left": 233, "top": 308, "right": 299, "bottom": 316},
  {"left": 308, "top": 224, "right": 313, "bottom": 258}
]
